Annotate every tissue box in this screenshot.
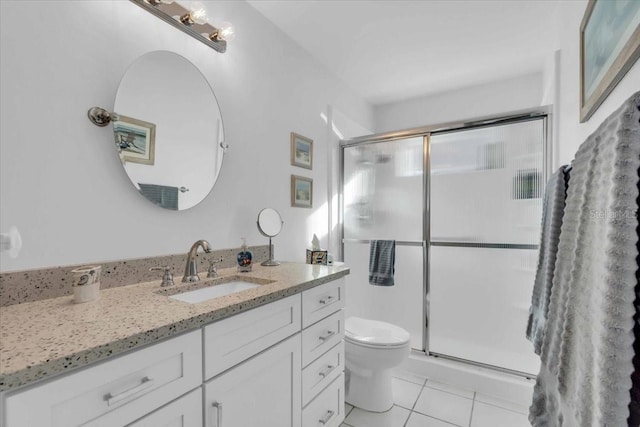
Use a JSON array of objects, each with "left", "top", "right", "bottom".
[{"left": 306, "top": 249, "right": 328, "bottom": 265}]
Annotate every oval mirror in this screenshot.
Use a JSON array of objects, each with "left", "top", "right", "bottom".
[
  {"left": 257, "top": 208, "right": 283, "bottom": 266},
  {"left": 113, "top": 51, "right": 224, "bottom": 210}
]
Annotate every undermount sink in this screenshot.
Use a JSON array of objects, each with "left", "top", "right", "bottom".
[
  {"left": 169, "top": 281, "right": 260, "bottom": 304},
  {"left": 158, "top": 275, "right": 274, "bottom": 304}
]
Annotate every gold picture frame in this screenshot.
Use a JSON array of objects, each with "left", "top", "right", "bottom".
[
  {"left": 113, "top": 114, "right": 156, "bottom": 165},
  {"left": 580, "top": 0, "right": 640, "bottom": 122},
  {"left": 290, "top": 132, "right": 313, "bottom": 170},
  {"left": 291, "top": 175, "right": 313, "bottom": 208}
]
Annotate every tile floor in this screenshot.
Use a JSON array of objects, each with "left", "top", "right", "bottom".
[{"left": 341, "top": 371, "right": 531, "bottom": 427}]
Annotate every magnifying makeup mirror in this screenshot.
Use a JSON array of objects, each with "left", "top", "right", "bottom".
[{"left": 257, "top": 208, "right": 283, "bottom": 266}]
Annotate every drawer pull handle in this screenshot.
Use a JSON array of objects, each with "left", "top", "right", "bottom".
[
  {"left": 319, "top": 410, "right": 335, "bottom": 425},
  {"left": 319, "top": 330, "right": 336, "bottom": 342},
  {"left": 319, "top": 295, "right": 335, "bottom": 305},
  {"left": 104, "top": 376, "right": 154, "bottom": 406},
  {"left": 319, "top": 364, "right": 336, "bottom": 378},
  {"left": 212, "top": 401, "right": 223, "bottom": 427}
]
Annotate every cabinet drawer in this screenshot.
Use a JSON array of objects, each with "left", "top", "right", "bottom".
[
  {"left": 204, "top": 294, "right": 301, "bottom": 380},
  {"left": 302, "top": 310, "right": 344, "bottom": 367},
  {"left": 302, "top": 278, "right": 345, "bottom": 328},
  {"left": 127, "top": 388, "right": 202, "bottom": 427},
  {"left": 302, "top": 341, "right": 344, "bottom": 407},
  {"left": 302, "top": 373, "right": 345, "bottom": 427},
  {"left": 4, "top": 330, "right": 202, "bottom": 427}
]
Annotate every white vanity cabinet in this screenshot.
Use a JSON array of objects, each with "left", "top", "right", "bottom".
[{"left": 2, "top": 274, "right": 347, "bottom": 427}]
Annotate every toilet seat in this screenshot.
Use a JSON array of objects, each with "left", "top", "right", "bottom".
[{"left": 345, "top": 316, "right": 410, "bottom": 349}]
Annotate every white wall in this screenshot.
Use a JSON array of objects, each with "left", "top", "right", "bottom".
[
  {"left": 373, "top": 0, "right": 639, "bottom": 170},
  {"left": 0, "top": 0, "right": 373, "bottom": 271},
  {"left": 373, "top": 73, "right": 544, "bottom": 133}
]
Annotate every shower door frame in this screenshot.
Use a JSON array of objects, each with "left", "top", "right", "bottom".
[{"left": 339, "top": 106, "right": 553, "bottom": 378}]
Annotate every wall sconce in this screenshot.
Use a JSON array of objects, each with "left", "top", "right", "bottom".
[{"left": 130, "top": 0, "right": 235, "bottom": 53}]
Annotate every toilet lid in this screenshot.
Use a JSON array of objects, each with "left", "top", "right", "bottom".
[{"left": 345, "top": 316, "right": 411, "bottom": 347}]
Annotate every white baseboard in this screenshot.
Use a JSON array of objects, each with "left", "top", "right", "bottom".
[{"left": 398, "top": 352, "right": 535, "bottom": 407}]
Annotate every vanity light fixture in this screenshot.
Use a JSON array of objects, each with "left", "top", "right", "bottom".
[{"left": 130, "top": 0, "right": 233, "bottom": 53}]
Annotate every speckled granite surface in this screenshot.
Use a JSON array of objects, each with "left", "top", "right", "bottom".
[
  {"left": 0, "top": 262, "right": 349, "bottom": 392},
  {"left": 0, "top": 246, "right": 269, "bottom": 307}
]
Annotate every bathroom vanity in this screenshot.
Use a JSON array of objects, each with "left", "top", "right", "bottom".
[{"left": 0, "top": 263, "right": 348, "bottom": 427}]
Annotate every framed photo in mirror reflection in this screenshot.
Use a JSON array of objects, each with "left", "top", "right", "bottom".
[
  {"left": 113, "top": 115, "right": 156, "bottom": 165},
  {"left": 291, "top": 132, "right": 313, "bottom": 169}
]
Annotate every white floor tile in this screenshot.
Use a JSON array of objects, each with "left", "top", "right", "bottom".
[
  {"left": 344, "top": 405, "right": 411, "bottom": 427},
  {"left": 345, "top": 403, "right": 354, "bottom": 416},
  {"left": 414, "top": 386, "right": 473, "bottom": 427},
  {"left": 425, "top": 379, "right": 475, "bottom": 399},
  {"left": 393, "top": 369, "right": 428, "bottom": 386},
  {"left": 392, "top": 377, "right": 423, "bottom": 409},
  {"left": 470, "top": 402, "right": 531, "bottom": 427},
  {"left": 406, "top": 411, "right": 462, "bottom": 427},
  {"left": 475, "top": 393, "right": 529, "bottom": 415}
]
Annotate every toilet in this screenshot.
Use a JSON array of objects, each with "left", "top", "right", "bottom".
[{"left": 344, "top": 316, "right": 411, "bottom": 412}]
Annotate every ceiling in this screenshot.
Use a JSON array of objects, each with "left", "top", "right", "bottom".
[{"left": 247, "top": 0, "right": 562, "bottom": 106}]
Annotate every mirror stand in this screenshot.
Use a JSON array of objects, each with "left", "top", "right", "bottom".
[
  {"left": 262, "top": 236, "right": 280, "bottom": 266},
  {"left": 257, "top": 208, "right": 283, "bottom": 267}
]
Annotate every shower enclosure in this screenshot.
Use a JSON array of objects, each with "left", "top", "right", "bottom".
[{"left": 340, "top": 111, "right": 549, "bottom": 376}]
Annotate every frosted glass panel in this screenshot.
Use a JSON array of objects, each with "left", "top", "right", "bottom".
[
  {"left": 429, "top": 118, "right": 545, "bottom": 374},
  {"left": 429, "top": 247, "right": 540, "bottom": 374},
  {"left": 343, "top": 137, "right": 423, "bottom": 241},
  {"left": 430, "top": 120, "right": 544, "bottom": 244},
  {"left": 344, "top": 242, "right": 423, "bottom": 350}
]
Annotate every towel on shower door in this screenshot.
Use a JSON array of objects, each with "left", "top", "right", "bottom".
[
  {"left": 526, "top": 164, "right": 570, "bottom": 355},
  {"left": 369, "top": 240, "right": 395, "bottom": 286}
]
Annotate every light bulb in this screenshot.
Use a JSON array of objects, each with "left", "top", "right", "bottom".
[
  {"left": 188, "top": 1, "right": 208, "bottom": 25},
  {"left": 218, "top": 22, "right": 236, "bottom": 42}
]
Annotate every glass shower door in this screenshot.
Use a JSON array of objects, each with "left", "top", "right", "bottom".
[
  {"left": 428, "top": 118, "right": 545, "bottom": 375},
  {"left": 342, "top": 137, "right": 425, "bottom": 350}
]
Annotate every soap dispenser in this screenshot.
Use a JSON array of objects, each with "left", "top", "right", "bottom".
[{"left": 237, "top": 238, "right": 253, "bottom": 272}]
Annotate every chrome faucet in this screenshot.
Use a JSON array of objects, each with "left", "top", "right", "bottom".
[{"left": 183, "top": 239, "right": 212, "bottom": 282}]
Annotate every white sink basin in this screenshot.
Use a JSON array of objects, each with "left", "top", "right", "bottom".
[{"left": 169, "top": 281, "right": 260, "bottom": 304}]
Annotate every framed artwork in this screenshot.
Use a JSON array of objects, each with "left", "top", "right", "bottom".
[
  {"left": 113, "top": 115, "right": 156, "bottom": 165},
  {"left": 291, "top": 175, "right": 313, "bottom": 208},
  {"left": 291, "top": 132, "right": 313, "bottom": 169},
  {"left": 580, "top": 0, "right": 640, "bottom": 122}
]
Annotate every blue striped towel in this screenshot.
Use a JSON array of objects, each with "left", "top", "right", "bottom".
[{"left": 369, "top": 240, "right": 396, "bottom": 286}]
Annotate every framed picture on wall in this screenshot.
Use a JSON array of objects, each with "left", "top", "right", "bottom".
[
  {"left": 580, "top": 0, "right": 640, "bottom": 122},
  {"left": 291, "top": 175, "right": 313, "bottom": 208},
  {"left": 113, "top": 115, "right": 156, "bottom": 165},
  {"left": 290, "top": 132, "right": 313, "bottom": 169}
]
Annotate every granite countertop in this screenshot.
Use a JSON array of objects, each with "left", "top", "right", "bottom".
[{"left": 0, "top": 262, "right": 349, "bottom": 392}]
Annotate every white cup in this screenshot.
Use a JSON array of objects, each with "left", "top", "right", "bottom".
[{"left": 71, "top": 265, "right": 101, "bottom": 303}]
